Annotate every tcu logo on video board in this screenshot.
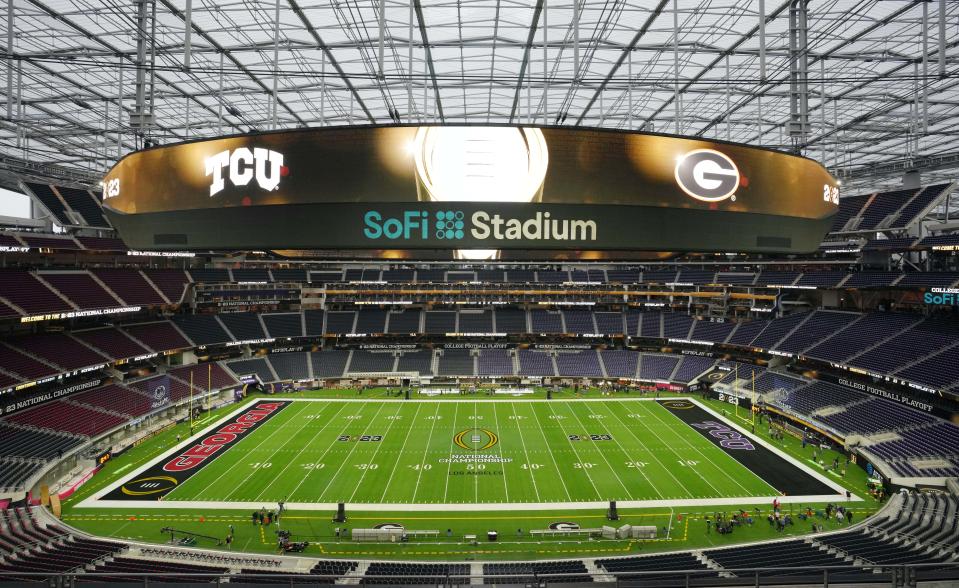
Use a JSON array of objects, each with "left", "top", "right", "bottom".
[
  {"left": 205, "top": 147, "right": 284, "bottom": 197},
  {"left": 674, "top": 149, "right": 740, "bottom": 202}
]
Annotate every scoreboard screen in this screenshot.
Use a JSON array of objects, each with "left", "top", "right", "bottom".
[{"left": 102, "top": 125, "right": 838, "bottom": 253}]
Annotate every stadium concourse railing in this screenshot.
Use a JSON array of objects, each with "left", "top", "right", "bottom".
[{"left": 1, "top": 564, "right": 957, "bottom": 586}]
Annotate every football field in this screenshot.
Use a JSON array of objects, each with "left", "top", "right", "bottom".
[{"left": 91, "top": 397, "right": 844, "bottom": 509}]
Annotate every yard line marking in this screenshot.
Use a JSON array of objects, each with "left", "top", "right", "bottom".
[
  {"left": 523, "top": 403, "right": 572, "bottom": 502},
  {"left": 628, "top": 401, "right": 724, "bottom": 496},
  {"left": 87, "top": 492, "right": 856, "bottom": 511},
  {"left": 543, "top": 402, "right": 604, "bottom": 500},
  {"left": 473, "top": 401, "right": 479, "bottom": 504},
  {"left": 599, "top": 402, "right": 689, "bottom": 494},
  {"left": 250, "top": 402, "right": 350, "bottom": 502},
  {"left": 507, "top": 402, "right": 540, "bottom": 502},
  {"left": 666, "top": 398, "right": 776, "bottom": 494},
  {"left": 441, "top": 402, "right": 461, "bottom": 503},
  {"left": 639, "top": 400, "right": 757, "bottom": 494},
  {"left": 489, "top": 402, "right": 510, "bottom": 503},
  {"left": 181, "top": 401, "right": 313, "bottom": 501},
  {"left": 376, "top": 402, "right": 424, "bottom": 502},
  {"left": 411, "top": 403, "right": 442, "bottom": 503},
  {"left": 316, "top": 401, "right": 389, "bottom": 502},
  {"left": 560, "top": 401, "right": 632, "bottom": 499},
  {"left": 291, "top": 401, "right": 384, "bottom": 502},
  {"left": 349, "top": 403, "right": 406, "bottom": 503},
  {"left": 579, "top": 401, "right": 663, "bottom": 499}
]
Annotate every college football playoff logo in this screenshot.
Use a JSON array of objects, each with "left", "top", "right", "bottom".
[
  {"left": 674, "top": 149, "right": 740, "bottom": 202},
  {"left": 151, "top": 384, "right": 168, "bottom": 409},
  {"left": 453, "top": 428, "right": 498, "bottom": 451}
]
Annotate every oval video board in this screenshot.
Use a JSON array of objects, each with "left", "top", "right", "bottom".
[{"left": 102, "top": 125, "right": 838, "bottom": 253}]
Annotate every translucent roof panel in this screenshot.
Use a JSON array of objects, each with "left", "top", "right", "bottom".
[{"left": 1, "top": 0, "right": 957, "bottom": 194}]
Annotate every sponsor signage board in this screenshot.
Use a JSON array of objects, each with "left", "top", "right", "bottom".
[
  {"left": 924, "top": 288, "right": 959, "bottom": 307},
  {"left": 3, "top": 379, "right": 102, "bottom": 415}
]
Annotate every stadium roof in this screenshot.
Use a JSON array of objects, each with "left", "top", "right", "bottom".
[{"left": 1, "top": 0, "right": 957, "bottom": 194}]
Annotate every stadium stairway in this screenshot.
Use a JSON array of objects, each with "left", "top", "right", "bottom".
[
  {"left": 29, "top": 273, "right": 80, "bottom": 312},
  {"left": 337, "top": 559, "right": 370, "bottom": 584},
  {"left": 469, "top": 562, "right": 483, "bottom": 584},
  {"left": 86, "top": 272, "right": 127, "bottom": 306},
  {"left": 0, "top": 342, "right": 60, "bottom": 377},
  {"left": 581, "top": 559, "right": 611, "bottom": 582},
  {"left": 694, "top": 551, "right": 727, "bottom": 574},
  {"left": 842, "top": 322, "right": 922, "bottom": 367}
]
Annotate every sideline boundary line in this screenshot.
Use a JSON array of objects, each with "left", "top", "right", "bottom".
[{"left": 75, "top": 494, "right": 857, "bottom": 511}]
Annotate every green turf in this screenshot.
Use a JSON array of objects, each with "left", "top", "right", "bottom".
[
  {"left": 60, "top": 502, "right": 877, "bottom": 561},
  {"left": 158, "top": 398, "right": 775, "bottom": 504},
  {"left": 59, "top": 390, "right": 881, "bottom": 560}
]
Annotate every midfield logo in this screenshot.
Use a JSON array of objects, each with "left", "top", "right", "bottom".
[{"left": 453, "top": 428, "right": 499, "bottom": 451}]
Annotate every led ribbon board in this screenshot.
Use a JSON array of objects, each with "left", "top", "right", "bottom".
[{"left": 102, "top": 125, "right": 838, "bottom": 253}]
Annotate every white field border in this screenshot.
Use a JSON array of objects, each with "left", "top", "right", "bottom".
[{"left": 79, "top": 396, "right": 859, "bottom": 511}]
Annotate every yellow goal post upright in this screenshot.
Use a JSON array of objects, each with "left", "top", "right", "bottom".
[
  {"left": 732, "top": 362, "right": 739, "bottom": 419},
  {"left": 208, "top": 363, "right": 212, "bottom": 418},
  {"left": 189, "top": 371, "right": 194, "bottom": 435}
]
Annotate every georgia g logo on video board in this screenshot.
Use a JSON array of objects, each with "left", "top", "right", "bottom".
[{"left": 674, "top": 149, "right": 741, "bottom": 203}]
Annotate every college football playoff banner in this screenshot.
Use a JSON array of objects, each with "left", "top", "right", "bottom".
[
  {"left": 102, "top": 125, "right": 838, "bottom": 253},
  {"left": 147, "top": 376, "right": 171, "bottom": 410}
]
